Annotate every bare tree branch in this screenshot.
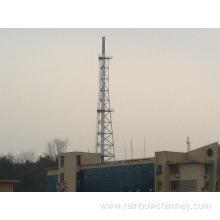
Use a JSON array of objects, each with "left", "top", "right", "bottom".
[{"left": 44, "top": 138, "right": 68, "bottom": 161}]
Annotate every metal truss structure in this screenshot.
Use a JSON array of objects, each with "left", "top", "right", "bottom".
[{"left": 96, "top": 37, "right": 115, "bottom": 162}]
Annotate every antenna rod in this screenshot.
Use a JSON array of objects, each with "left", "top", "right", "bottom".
[
  {"left": 102, "top": 36, "right": 105, "bottom": 56},
  {"left": 186, "top": 136, "right": 190, "bottom": 152},
  {"left": 144, "top": 137, "right": 146, "bottom": 158},
  {"left": 131, "top": 139, "right": 133, "bottom": 160},
  {"left": 125, "top": 143, "right": 127, "bottom": 160}
]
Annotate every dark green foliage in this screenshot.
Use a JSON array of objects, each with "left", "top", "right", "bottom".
[{"left": 0, "top": 155, "right": 57, "bottom": 192}]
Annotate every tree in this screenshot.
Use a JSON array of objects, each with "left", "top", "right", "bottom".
[
  {"left": 0, "top": 152, "right": 57, "bottom": 192},
  {"left": 44, "top": 138, "right": 68, "bottom": 161},
  {"left": 5, "top": 152, "right": 16, "bottom": 163},
  {"left": 15, "top": 151, "right": 35, "bottom": 163}
]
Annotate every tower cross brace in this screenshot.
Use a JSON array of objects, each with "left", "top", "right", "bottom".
[{"left": 96, "top": 37, "right": 115, "bottom": 162}]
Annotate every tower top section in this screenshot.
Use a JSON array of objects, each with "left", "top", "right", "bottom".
[
  {"left": 102, "top": 36, "right": 105, "bottom": 56},
  {"left": 99, "top": 36, "right": 112, "bottom": 60}
]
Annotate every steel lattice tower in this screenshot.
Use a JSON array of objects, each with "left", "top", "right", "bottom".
[{"left": 96, "top": 37, "right": 115, "bottom": 162}]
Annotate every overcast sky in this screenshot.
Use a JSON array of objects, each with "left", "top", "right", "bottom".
[{"left": 0, "top": 29, "right": 220, "bottom": 160}]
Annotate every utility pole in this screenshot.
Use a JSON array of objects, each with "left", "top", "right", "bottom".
[
  {"left": 96, "top": 37, "right": 115, "bottom": 162},
  {"left": 144, "top": 137, "right": 146, "bottom": 158}
]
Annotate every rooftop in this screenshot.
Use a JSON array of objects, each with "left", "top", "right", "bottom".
[{"left": 80, "top": 157, "right": 155, "bottom": 169}]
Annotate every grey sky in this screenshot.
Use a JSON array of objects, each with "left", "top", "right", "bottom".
[{"left": 0, "top": 29, "right": 220, "bottom": 160}]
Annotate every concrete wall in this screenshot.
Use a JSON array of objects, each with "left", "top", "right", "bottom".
[
  {"left": 169, "top": 163, "right": 204, "bottom": 191},
  {"left": 188, "top": 142, "right": 219, "bottom": 191},
  {"left": 155, "top": 142, "right": 220, "bottom": 192},
  {"left": 155, "top": 151, "right": 187, "bottom": 191},
  {"left": 58, "top": 152, "right": 101, "bottom": 192}
]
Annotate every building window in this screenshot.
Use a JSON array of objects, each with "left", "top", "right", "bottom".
[
  {"left": 60, "top": 156, "right": 64, "bottom": 167},
  {"left": 170, "top": 164, "right": 179, "bottom": 176},
  {"left": 205, "top": 164, "right": 210, "bottom": 175},
  {"left": 157, "top": 165, "right": 162, "bottom": 175},
  {"left": 60, "top": 173, "right": 64, "bottom": 183},
  {"left": 207, "top": 148, "right": 213, "bottom": 157},
  {"left": 77, "top": 155, "right": 81, "bottom": 166}
]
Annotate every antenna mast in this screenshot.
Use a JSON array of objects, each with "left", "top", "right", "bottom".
[
  {"left": 96, "top": 37, "right": 115, "bottom": 162},
  {"left": 131, "top": 139, "right": 133, "bottom": 159},
  {"left": 186, "top": 136, "right": 190, "bottom": 152},
  {"left": 125, "top": 143, "right": 127, "bottom": 160}
]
